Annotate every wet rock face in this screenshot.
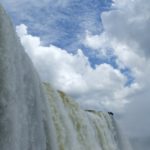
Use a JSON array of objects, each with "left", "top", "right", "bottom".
[
  {"left": 85, "top": 110, "right": 114, "bottom": 116},
  {"left": 85, "top": 109, "right": 96, "bottom": 113},
  {"left": 108, "top": 112, "right": 114, "bottom": 116}
]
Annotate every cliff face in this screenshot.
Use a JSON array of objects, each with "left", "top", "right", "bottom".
[{"left": 0, "top": 4, "right": 132, "bottom": 150}]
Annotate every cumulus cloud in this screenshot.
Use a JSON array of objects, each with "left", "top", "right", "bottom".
[{"left": 16, "top": 24, "right": 139, "bottom": 113}]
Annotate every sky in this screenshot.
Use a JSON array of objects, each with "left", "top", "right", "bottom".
[{"left": 1, "top": 0, "right": 150, "bottom": 149}]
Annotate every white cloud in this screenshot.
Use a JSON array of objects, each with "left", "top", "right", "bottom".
[
  {"left": 16, "top": 24, "right": 27, "bottom": 36},
  {"left": 16, "top": 24, "right": 139, "bottom": 113},
  {"left": 84, "top": 31, "right": 109, "bottom": 50}
]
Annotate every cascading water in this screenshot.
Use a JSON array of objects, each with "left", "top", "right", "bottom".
[
  {"left": 0, "top": 5, "right": 58, "bottom": 150},
  {"left": 0, "top": 4, "right": 132, "bottom": 150},
  {"left": 44, "top": 83, "right": 132, "bottom": 150}
]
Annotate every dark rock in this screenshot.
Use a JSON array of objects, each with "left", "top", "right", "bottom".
[
  {"left": 108, "top": 112, "right": 114, "bottom": 116},
  {"left": 85, "top": 110, "right": 96, "bottom": 113}
]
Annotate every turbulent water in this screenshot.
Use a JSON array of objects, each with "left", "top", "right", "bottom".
[
  {"left": 44, "top": 83, "right": 132, "bottom": 150},
  {"left": 0, "top": 5, "right": 58, "bottom": 150},
  {"left": 0, "top": 4, "right": 132, "bottom": 150}
]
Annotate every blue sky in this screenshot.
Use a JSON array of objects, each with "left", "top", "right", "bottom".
[
  {"left": 2, "top": 0, "right": 150, "bottom": 146},
  {"left": 4, "top": 0, "right": 111, "bottom": 49},
  {"left": 2, "top": 0, "right": 111, "bottom": 53},
  {"left": 2, "top": 0, "right": 133, "bottom": 85}
]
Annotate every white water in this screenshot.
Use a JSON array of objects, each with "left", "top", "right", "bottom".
[
  {"left": 44, "top": 83, "right": 132, "bottom": 150},
  {"left": 0, "top": 4, "right": 132, "bottom": 150},
  {"left": 0, "top": 5, "right": 58, "bottom": 150}
]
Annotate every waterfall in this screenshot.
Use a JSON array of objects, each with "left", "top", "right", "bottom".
[
  {"left": 0, "top": 5, "right": 58, "bottom": 150},
  {"left": 0, "top": 4, "right": 132, "bottom": 150},
  {"left": 44, "top": 83, "right": 132, "bottom": 150}
]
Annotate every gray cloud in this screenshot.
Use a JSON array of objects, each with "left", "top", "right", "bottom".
[
  {"left": 118, "top": 87, "right": 150, "bottom": 150},
  {"left": 102, "top": 0, "right": 150, "bottom": 57}
]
